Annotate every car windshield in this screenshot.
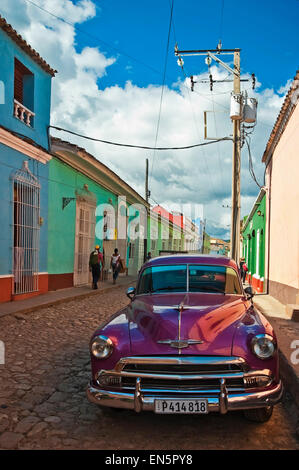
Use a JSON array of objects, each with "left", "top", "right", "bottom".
[{"left": 137, "top": 264, "right": 242, "bottom": 295}]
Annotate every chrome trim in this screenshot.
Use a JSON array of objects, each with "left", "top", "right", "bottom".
[
  {"left": 121, "top": 386, "right": 245, "bottom": 394},
  {"left": 97, "top": 370, "right": 245, "bottom": 381},
  {"left": 178, "top": 301, "right": 183, "bottom": 355},
  {"left": 115, "top": 356, "right": 248, "bottom": 372},
  {"left": 219, "top": 378, "right": 228, "bottom": 414},
  {"left": 157, "top": 339, "right": 204, "bottom": 348},
  {"left": 251, "top": 334, "right": 276, "bottom": 360},
  {"left": 134, "top": 377, "right": 142, "bottom": 413},
  {"left": 86, "top": 380, "right": 283, "bottom": 413},
  {"left": 90, "top": 335, "right": 114, "bottom": 359}
]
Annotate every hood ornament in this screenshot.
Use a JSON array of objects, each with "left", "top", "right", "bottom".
[{"left": 157, "top": 339, "right": 204, "bottom": 349}]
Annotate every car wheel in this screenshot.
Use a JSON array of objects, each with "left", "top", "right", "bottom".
[{"left": 243, "top": 405, "right": 273, "bottom": 423}]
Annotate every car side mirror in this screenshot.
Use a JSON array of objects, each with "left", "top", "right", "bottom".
[
  {"left": 126, "top": 287, "right": 136, "bottom": 300},
  {"left": 244, "top": 286, "right": 255, "bottom": 300}
]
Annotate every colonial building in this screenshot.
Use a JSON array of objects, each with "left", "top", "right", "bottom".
[
  {"left": 0, "top": 16, "right": 56, "bottom": 302},
  {"left": 48, "top": 138, "right": 149, "bottom": 289},
  {"left": 262, "top": 70, "right": 299, "bottom": 307},
  {"left": 242, "top": 188, "right": 266, "bottom": 292},
  {"left": 151, "top": 205, "right": 185, "bottom": 255},
  {"left": 210, "top": 238, "right": 230, "bottom": 256},
  {"left": 184, "top": 216, "right": 201, "bottom": 253}
]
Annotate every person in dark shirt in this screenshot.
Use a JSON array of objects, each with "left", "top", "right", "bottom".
[{"left": 89, "top": 245, "right": 104, "bottom": 289}]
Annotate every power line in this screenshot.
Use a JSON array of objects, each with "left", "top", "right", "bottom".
[
  {"left": 49, "top": 124, "right": 232, "bottom": 150},
  {"left": 167, "top": 7, "right": 220, "bottom": 197},
  {"left": 149, "top": 0, "right": 174, "bottom": 187},
  {"left": 244, "top": 136, "right": 263, "bottom": 189},
  {"left": 219, "top": 0, "right": 225, "bottom": 42},
  {"left": 20, "top": 0, "right": 274, "bottom": 133},
  {"left": 21, "top": 0, "right": 162, "bottom": 77}
]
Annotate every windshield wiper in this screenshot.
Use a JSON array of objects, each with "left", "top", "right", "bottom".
[
  {"left": 152, "top": 286, "right": 185, "bottom": 292},
  {"left": 193, "top": 285, "right": 225, "bottom": 294}
]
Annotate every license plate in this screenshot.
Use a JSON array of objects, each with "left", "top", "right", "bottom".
[{"left": 154, "top": 399, "right": 208, "bottom": 414}]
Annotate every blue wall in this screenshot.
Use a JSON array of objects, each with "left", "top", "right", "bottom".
[
  {"left": 0, "top": 29, "right": 52, "bottom": 150},
  {"left": 0, "top": 27, "right": 53, "bottom": 281},
  {"left": 0, "top": 143, "right": 49, "bottom": 276}
]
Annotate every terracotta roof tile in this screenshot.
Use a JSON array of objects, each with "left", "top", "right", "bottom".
[
  {"left": 0, "top": 15, "right": 57, "bottom": 76},
  {"left": 262, "top": 70, "right": 299, "bottom": 163},
  {"left": 50, "top": 136, "right": 149, "bottom": 206}
]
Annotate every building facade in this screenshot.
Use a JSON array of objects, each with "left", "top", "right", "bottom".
[
  {"left": 48, "top": 138, "right": 149, "bottom": 289},
  {"left": 151, "top": 206, "right": 185, "bottom": 255},
  {"left": 242, "top": 189, "right": 266, "bottom": 293},
  {"left": 0, "top": 16, "right": 55, "bottom": 302},
  {"left": 184, "top": 217, "right": 201, "bottom": 253},
  {"left": 262, "top": 70, "right": 299, "bottom": 306},
  {"left": 210, "top": 238, "right": 230, "bottom": 256}
]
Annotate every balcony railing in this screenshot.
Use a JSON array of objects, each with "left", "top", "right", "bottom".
[{"left": 14, "top": 99, "right": 35, "bottom": 127}]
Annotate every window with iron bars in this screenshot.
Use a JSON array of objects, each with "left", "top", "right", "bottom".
[{"left": 12, "top": 161, "right": 40, "bottom": 294}]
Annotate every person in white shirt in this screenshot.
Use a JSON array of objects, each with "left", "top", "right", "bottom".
[{"left": 110, "top": 248, "right": 122, "bottom": 284}]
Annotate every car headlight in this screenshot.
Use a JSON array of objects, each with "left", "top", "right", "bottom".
[
  {"left": 91, "top": 335, "right": 113, "bottom": 359},
  {"left": 251, "top": 334, "right": 276, "bottom": 360}
]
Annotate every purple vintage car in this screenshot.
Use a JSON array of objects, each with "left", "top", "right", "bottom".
[{"left": 86, "top": 255, "right": 283, "bottom": 422}]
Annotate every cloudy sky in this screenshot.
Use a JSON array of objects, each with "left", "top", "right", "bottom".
[{"left": 1, "top": 0, "right": 299, "bottom": 238}]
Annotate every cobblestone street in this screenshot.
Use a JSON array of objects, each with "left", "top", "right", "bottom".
[{"left": 0, "top": 287, "right": 298, "bottom": 450}]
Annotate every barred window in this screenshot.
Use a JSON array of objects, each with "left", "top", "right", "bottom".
[{"left": 12, "top": 161, "right": 40, "bottom": 294}]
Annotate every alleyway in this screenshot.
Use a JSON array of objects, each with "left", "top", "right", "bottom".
[{"left": 0, "top": 288, "right": 298, "bottom": 450}]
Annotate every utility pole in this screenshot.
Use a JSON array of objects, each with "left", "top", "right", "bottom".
[
  {"left": 201, "top": 218, "right": 206, "bottom": 254},
  {"left": 144, "top": 158, "right": 150, "bottom": 262},
  {"left": 175, "top": 45, "right": 245, "bottom": 265},
  {"left": 230, "top": 51, "right": 241, "bottom": 265}
]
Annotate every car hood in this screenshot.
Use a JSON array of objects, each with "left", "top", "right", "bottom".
[{"left": 128, "top": 293, "right": 248, "bottom": 356}]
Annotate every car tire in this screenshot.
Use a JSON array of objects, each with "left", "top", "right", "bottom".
[{"left": 243, "top": 405, "right": 273, "bottom": 423}]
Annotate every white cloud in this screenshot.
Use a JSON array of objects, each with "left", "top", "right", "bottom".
[{"left": 0, "top": 0, "right": 291, "bottom": 239}]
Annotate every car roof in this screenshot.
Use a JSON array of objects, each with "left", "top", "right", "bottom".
[{"left": 144, "top": 254, "right": 238, "bottom": 270}]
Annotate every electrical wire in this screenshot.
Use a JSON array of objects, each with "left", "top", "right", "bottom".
[
  {"left": 169, "top": 6, "right": 220, "bottom": 197},
  {"left": 21, "top": 0, "right": 162, "bottom": 78},
  {"left": 219, "top": 0, "right": 225, "bottom": 41},
  {"left": 208, "top": 62, "right": 226, "bottom": 191},
  {"left": 244, "top": 135, "right": 263, "bottom": 189},
  {"left": 19, "top": 0, "right": 274, "bottom": 132},
  {"left": 149, "top": 0, "right": 174, "bottom": 187},
  {"left": 49, "top": 124, "right": 232, "bottom": 150}
]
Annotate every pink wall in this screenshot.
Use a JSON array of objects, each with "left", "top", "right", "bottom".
[{"left": 266, "top": 103, "right": 299, "bottom": 303}]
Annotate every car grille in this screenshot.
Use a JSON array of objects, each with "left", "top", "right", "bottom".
[
  {"left": 117, "top": 357, "right": 246, "bottom": 392},
  {"left": 121, "top": 376, "right": 244, "bottom": 390},
  {"left": 122, "top": 362, "right": 242, "bottom": 374}
]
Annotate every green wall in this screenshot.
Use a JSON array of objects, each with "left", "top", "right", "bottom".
[
  {"left": 48, "top": 157, "right": 119, "bottom": 275},
  {"left": 242, "top": 194, "right": 266, "bottom": 279}
]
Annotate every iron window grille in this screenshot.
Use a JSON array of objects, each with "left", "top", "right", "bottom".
[{"left": 12, "top": 161, "right": 40, "bottom": 294}]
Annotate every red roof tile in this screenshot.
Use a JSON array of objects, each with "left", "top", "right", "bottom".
[
  {"left": 0, "top": 15, "right": 57, "bottom": 76},
  {"left": 262, "top": 70, "right": 299, "bottom": 163}
]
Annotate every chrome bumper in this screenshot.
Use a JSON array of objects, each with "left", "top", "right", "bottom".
[{"left": 86, "top": 380, "right": 283, "bottom": 414}]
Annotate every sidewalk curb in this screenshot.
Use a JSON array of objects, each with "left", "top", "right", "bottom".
[
  {"left": 255, "top": 304, "right": 299, "bottom": 411},
  {"left": 0, "top": 280, "right": 135, "bottom": 319}
]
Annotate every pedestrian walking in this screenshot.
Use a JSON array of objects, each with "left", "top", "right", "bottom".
[
  {"left": 110, "top": 248, "right": 123, "bottom": 284},
  {"left": 239, "top": 258, "right": 248, "bottom": 284},
  {"left": 89, "top": 245, "right": 104, "bottom": 289},
  {"left": 146, "top": 251, "right": 152, "bottom": 262},
  {"left": 242, "top": 261, "right": 248, "bottom": 283}
]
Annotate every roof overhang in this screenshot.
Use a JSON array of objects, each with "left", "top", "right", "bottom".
[
  {"left": 0, "top": 126, "right": 52, "bottom": 164},
  {"left": 0, "top": 15, "right": 57, "bottom": 76},
  {"left": 51, "top": 137, "right": 150, "bottom": 208},
  {"left": 242, "top": 187, "right": 266, "bottom": 232},
  {"left": 262, "top": 70, "right": 299, "bottom": 166}
]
